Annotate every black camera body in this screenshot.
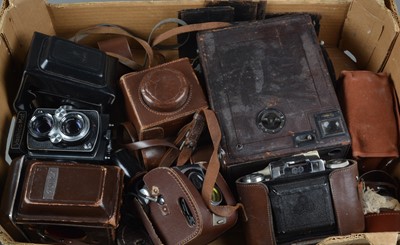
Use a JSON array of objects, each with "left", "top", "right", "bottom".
[
  {"left": 9, "top": 106, "right": 111, "bottom": 162},
  {"left": 14, "top": 32, "right": 118, "bottom": 114},
  {"left": 237, "top": 157, "right": 365, "bottom": 244}
]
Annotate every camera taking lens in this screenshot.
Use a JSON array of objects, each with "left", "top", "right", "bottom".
[
  {"left": 177, "top": 165, "right": 223, "bottom": 206},
  {"left": 28, "top": 107, "right": 91, "bottom": 145}
]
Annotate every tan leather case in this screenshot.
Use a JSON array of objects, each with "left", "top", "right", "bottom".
[{"left": 119, "top": 57, "right": 208, "bottom": 141}]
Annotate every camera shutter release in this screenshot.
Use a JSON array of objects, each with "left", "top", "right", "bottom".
[{"left": 140, "top": 68, "right": 190, "bottom": 112}]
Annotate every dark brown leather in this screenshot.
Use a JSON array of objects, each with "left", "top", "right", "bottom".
[
  {"left": 236, "top": 182, "right": 275, "bottom": 245},
  {"left": 197, "top": 14, "right": 351, "bottom": 183},
  {"left": 13, "top": 160, "right": 124, "bottom": 244},
  {"left": 120, "top": 58, "right": 208, "bottom": 141},
  {"left": 329, "top": 160, "right": 365, "bottom": 235},
  {"left": 16, "top": 161, "right": 124, "bottom": 227},
  {"left": 337, "top": 70, "right": 400, "bottom": 171},
  {"left": 365, "top": 211, "right": 400, "bottom": 232}
]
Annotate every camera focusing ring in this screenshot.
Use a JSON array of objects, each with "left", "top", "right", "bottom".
[
  {"left": 59, "top": 112, "right": 90, "bottom": 143},
  {"left": 28, "top": 113, "right": 54, "bottom": 139}
]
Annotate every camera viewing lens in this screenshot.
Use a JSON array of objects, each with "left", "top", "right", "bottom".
[
  {"left": 60, "top": 112, "right": 90, "bottom": 142},
  {"left": 28, "top": 113, "right": 54, "bottom": 139}
]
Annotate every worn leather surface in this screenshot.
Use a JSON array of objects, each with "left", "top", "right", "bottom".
[
  {"left": 337, "top": 71, "right": 400, "bottom": 171},
  {"left": 197, "top": 14, "right": 350, "bottom": 177},
  {"left": 236, "top": 182, "right": 275, "bottom": 245},
  {"left": 141, "top": 167, "right": 237, "bottom": 245},
  {"left": 119, "top": 58, "right": 208, "bottom": 141},
  {"left": 365, "top": 211, "right": 400, "bottom": 232},
  {"left": 329, "top": 160, "right": 365, "bottom": 235}
]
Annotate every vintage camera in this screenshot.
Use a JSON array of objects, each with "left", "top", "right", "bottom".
[
  {"left": 237, "top": 156, "right": 364, "bottom": 244},
  {"left": 14, "top": 32, "right": 118, "bottom": 114},
  {"left": 8, "top": 106, "right": 111, "bottom": 162},
  {"left": 0, "top": 156, "right": 124, "bottom": 244}
]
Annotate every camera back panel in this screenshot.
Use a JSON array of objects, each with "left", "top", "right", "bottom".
[{"left": 197, "top": 14, "right": 351, "bottom": 181}]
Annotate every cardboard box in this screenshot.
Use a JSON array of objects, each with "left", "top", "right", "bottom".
[{"left": 0, "top": 0, "right": 399, "bottom": 244}]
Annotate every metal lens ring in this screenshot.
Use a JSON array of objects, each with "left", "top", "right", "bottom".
[
  {"left": 325, "top": 159, "right": 350, "bottom": 169},
  {"left": 28, "top": 113, "right": 54, "bottom": 139},
  {"left": 59, "top": 112, "right": 90, "bottom": 143}
]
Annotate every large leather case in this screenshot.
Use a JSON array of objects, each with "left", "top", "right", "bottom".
[
  {"left": 197, "top": 14, "right": 351, "bottom": 181},
  {"left": 0, "top": 156, "right": 124, "bottom": 244}
]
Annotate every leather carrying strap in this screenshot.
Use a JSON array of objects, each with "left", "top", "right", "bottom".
[
  {"left": 69, "top": 24, "right": 155, "bottom": 68},
  {"left": 158, "top": 112, "right": 205, "bottom": 167},
  {"left": 151, "top": 22, "right": 231, "bottom": 48},
  {"left": 200, "top": 109, "right": 244, "bottom": 217}
]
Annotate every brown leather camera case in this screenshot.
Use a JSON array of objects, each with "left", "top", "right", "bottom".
[
  {"left": 14, "top": 160, "right": 124, "bottom": 244},
  {"left": 119, "top": 57, "right": 208, "bottom": 141},
  {"left": 236, "top": 160, "right": 365, "bottom": 245}
]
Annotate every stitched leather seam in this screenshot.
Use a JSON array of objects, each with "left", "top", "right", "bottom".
[
  {"left": 366, "top": 212, "right": 400, "bottom": 217},
  {"left": 137, "top": 83, "right": 194, "bottom": 116},
  {"left": 238, "top": 183, "right": 276, "bottom": 245},
  {"left": 329, "top": 163, "right": 356, "bottom": 234},
  {"left": 140, "top": 107, "right": 208, "bottom": 131}
]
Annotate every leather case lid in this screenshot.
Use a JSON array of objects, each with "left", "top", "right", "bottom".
[
  {"left": 15, "top": 161, "right": 124, "bottom": 227},
  {"left": 197, "top": 14, "right": 350, "bottom": 166},
  {"left": 119, "top": 58, "right": 208, "bottom": 139}
]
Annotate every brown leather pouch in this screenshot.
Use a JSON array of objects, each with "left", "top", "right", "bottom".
[
  {"left": 236, "top": 160, "right": 365, "bottom": 245},
  {"left": 337, "top": 70, "right": 400, "bottom": 171}
]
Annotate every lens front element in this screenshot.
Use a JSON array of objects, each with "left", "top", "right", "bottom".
[
  {"left": 60, "top": 112, "right": 90, "bottom": 143},
  {"left": 28, "top": 113, "right": 54, "bottom": 139}
]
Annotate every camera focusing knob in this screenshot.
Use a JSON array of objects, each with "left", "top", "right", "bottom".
[
  {"left": 240, "top": 173, "right": 265, "bottom": 184},
  {"left": 326, "top": 159, "right": 350, "bottom": 169}
]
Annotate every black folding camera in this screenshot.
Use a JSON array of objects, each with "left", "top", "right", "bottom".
[
  {"left": 8, "top": 106, "right": 111, "bottom": 162},
  {"left": 13, "top": 32, "right": 118, "bottom": 114},
  {"left": 237, "top": 156, "right": 364, "bottom": 244}
]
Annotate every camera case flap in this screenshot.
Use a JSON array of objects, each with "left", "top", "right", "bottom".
[
  {"left": 119, "top": 57, "right": 209, "bottom": 141},
  {"left": 133, "top": 166, "right": 238, "bottom": 245},
  {"left": 236, "top": 160, "right": 365, "bottom": 244},
  {"left": 11, "top": 160, "right": 124, "bottom": 244},
  {"left": 14, "top": 32, "right": 118, "bottom": 113}
]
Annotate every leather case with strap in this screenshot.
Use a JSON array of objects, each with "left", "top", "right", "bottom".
[{"left": 132, "top": 109, "right": 242, "bottom": 244}]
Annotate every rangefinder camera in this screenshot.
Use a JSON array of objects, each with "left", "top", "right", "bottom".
[
  {"left": 14, "top": 32, "right": 118, "bottom": 114},
  {"left": 8, "top": 106, "right": 112, "bottom": 162},
  {"left": 237, "top": 157, "right": 363, "bottom": 244}
]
